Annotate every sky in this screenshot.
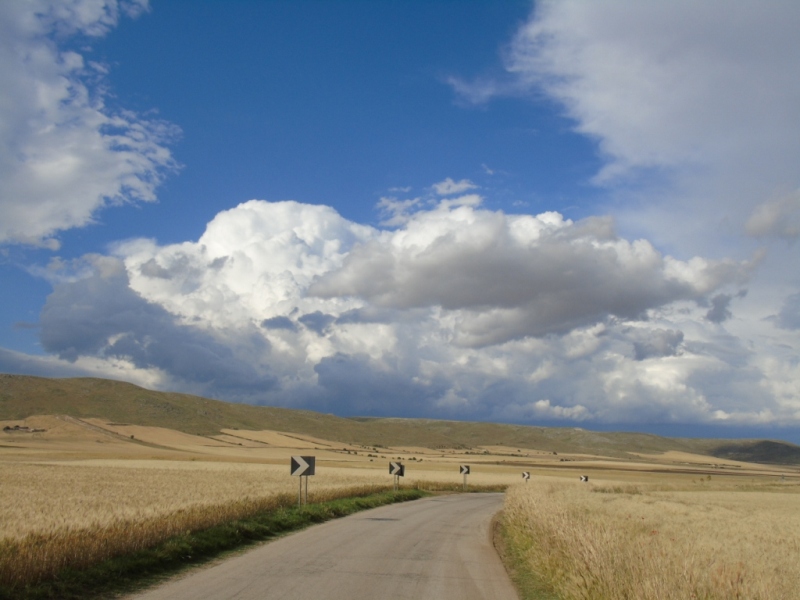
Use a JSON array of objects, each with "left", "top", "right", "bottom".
[{"left": 2, "top": 0, "right": 800, "bottom": 442}]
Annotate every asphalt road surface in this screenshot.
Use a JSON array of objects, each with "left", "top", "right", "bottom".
[{"left": 131, "top": 493, "right": 517, "bottom": 600}]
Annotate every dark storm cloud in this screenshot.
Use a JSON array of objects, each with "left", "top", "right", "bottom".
[
  {"left": 775, "top": 293, "right": 800, "bottom": 330},
  {"left": 39, "top": 258, "right": 277, "bottom": 396},
  {"left": 298, "top": 311, "right": 336, "bottom": 335},
  {"left": 704, "top": 290, "right": 747, "bottom": 324},
  {"left": 630, "top": 328, "right": 684, "bottom": 361},
  {"left": 139, "top": 258, "right": 172, "bottom": 279},
  {"left": 336, "top": 307, "right": 391, "bottom": 325},
  {"left": 705, "top": 294, "right": 734, "bottom": 323},
  {"left": 261, "top": 316, "right": 297, "bottom": 331},
  {"left": 314, "top": 353, "right": 443, "bottom": 416},
  {"left": 0, "top": 347, "right": 94, "bottom": 379},
  {"left": 310, "top": 212, "right": 747, "bottom": 347}
]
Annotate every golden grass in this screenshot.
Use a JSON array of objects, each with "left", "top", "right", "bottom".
[
  {"left": 0, "top": 461, "right": 393, "bottom": 538},
  {"left": 0, "top": 460, "right": 394, "bottom": 587},
  {"left": 503, "top": 479, "right": 800, "bottom": 600},
  {"left": 0, "top": 456, "right": 507, "bottom": 588},
  {"left": 2, "top": 411, "right": 795, "bottom": 594}
]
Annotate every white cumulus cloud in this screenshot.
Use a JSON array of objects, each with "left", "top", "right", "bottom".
[
  {"left": 3, "top": 2, "right": 800, "bottom": 433},
  {"left": 310, "top": 205, "right": 751, "bottom": 346},
  {"left": 746, "top": 190, "right": 800, "bottom": 241},
  {"left": 436, "top": 0, "right": 800, "bottom": 431},
  {"left": 13, "top": 198, "right": 792, "bottom": 428},
  {"left": 0, "top": 0, "right": 177, "bottom": 247},
  {"left": 451, "top": 0, "right": 800, "bottom": 256},
  {"left": 432, "top": 177, "right": 478, "bottom": 196}
]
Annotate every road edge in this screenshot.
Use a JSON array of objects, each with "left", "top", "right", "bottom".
[
  {"left": 492, "top": 509, "right": 561, "bottom": 600},
  {"left": 0, "top": 489, "right": 427, "bottom": 600}
]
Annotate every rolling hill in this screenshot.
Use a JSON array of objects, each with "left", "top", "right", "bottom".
[{"left": 2, "top": 373, "right": 799, "bottom": 464}]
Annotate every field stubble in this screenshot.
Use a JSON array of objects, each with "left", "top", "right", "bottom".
[{"left": 503, "top": 480, "right": 800, "bottom": 599}]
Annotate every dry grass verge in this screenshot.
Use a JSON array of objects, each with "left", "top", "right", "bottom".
[{"left": 502, "top": 480, "right": 800, "bottom": 600}]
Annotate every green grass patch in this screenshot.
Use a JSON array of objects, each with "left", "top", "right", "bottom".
[
  {"left": 413, "top": 481, "right": 509, "bottom": 493},
  {"left": 0, "top": 488, "right": 427, "bottom": 600},
  {"left": 495, "top": 512, "right": 561, "bottom": 600}
]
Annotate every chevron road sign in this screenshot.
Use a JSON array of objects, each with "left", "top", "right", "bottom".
[
  {"left": 460, "top": 465, "right": 470, "bottom": 491},
  {"left": 291, "top": 456, "right": 316, "bottom": 506},
  {"left": 291, "top": 456, "right": 316, "bottom": 477},
  {"left": 522, "top": 471, "right": 530, "bottom": 482},
  {"left": 580, "top": 475, "right": 589, "bottom": 482},
  {"left": 389, "top": 461, "right": 405, "bottom": 491}
]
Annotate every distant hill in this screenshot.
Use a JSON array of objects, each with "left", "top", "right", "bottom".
[
  {"left": 710, "top": 440, "right": 800, "bottom": 466},
  {"left": 2, "top": 373, "right": 799, "bottom": 465}
]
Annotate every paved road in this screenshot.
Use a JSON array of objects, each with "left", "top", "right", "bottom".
[{"left": 131, "top": 493, "right": 517, "bottom": 600}]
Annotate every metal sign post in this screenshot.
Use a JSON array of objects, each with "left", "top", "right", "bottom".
[
  {"left": 389, "top": 462, "right": 405, "bottom": 491},
  {"left": 291, "top": 456, "right": 316, "bottom": 506},
  {"left": 460, "top": 465, "right": 470, "bottom": 491}
]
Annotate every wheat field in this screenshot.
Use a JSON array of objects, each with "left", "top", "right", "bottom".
[
  {"left": 0, "top": 460, "right": 391, "bottom": 539},
  {"left": 503, "top": 479, "right": 800, "bottom": 600},
  {"left": 0, "top": 454, "right": 506, "bottom": 587},
  {"left": 2, "top": 414, "right": 795, "bottom": 594},
  {"left": 0, "top": 459, "right": 400, "bottom": 587}
]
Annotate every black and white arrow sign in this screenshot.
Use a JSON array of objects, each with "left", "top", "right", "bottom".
[
  {"left": 389, "top": 462, "right": 405, "bottom": 477},
  {"left": 580, "top": 475, "right": 589, "bottom": 482},
  {"left": 522, "top": 471, "right": 530, "bottom": 480},
  {"left": 460, "top": 465, "right": 470, "bottom": 475},
  {"left": 290, "top": 455, "right": 316, "bottom": 477}
]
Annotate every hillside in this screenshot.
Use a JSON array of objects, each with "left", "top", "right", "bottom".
[
  {"left": 709, "top": 440, "right": 800, "bottom": 466},
  {"left": 2, "top": 373, "right": 798, "bottom": 464}
]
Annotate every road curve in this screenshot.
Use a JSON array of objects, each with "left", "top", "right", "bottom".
[{"left": 130, "top": 493, "right": 517, "bottom": 600}]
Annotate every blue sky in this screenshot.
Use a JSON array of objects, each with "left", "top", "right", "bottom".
[
  {"left": 2, "top": 0, "right": 800, "bottom": 442},
  {"left": 91, "top": 1, "right": 601, "bottom": 234}
]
